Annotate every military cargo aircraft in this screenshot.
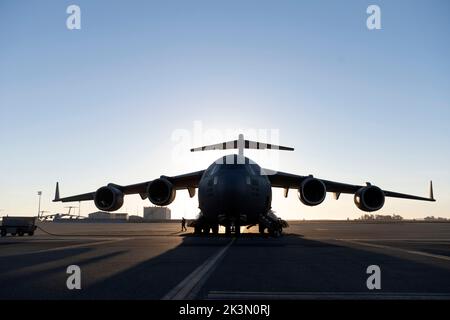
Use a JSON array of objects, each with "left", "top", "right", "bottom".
[{"left": 54, "top": 134, "right": 435, "bottom": 236}]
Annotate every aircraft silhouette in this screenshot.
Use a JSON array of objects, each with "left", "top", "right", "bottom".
[{"left": 54, "top": 134, "right": 435, "bottom": 236}]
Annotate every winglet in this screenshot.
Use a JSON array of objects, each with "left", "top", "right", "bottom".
[
  {"left": 429, "top": 180, "right": 435, "bottom": 201},
  {"left": 53, "top": 182, "right": 60, "bottom": 202}
]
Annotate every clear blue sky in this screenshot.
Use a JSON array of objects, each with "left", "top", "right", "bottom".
[{"left": 1, "top": 0, "right": 449, "bottom": 219}]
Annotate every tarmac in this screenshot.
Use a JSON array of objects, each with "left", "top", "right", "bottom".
[{"left": 0, "top": 221, "right": 449, "bottom": 300}]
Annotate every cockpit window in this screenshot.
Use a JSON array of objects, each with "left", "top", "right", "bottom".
[
  {"left": 220, "top": 163, "right": 241, "bottom": 170},
  {"left": 246, "top": 164, "right": 261, "bottom": 176},
  {"left": 206, "top": 164, "right": 220, "bottom": 176},
  {"left": 210, "top": 165, "right": 220, "bottom": 175},
  {"left": 206, "top": 155, "right": 261, "bottom": 175}
]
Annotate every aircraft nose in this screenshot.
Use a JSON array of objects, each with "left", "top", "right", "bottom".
[{"left": 217, "top": 173, "right": 247, "bottom": 215}]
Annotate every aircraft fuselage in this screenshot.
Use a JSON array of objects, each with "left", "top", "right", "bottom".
[{"left": 198, "top": 155, "right": 272, "bottom": 227}]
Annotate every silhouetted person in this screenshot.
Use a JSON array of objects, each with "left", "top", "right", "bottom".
[{"left": 181, "top": 217, "right": 187, "bottom": 232}]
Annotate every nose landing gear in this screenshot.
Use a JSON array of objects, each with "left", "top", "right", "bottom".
[{"left": 225, "top": 223, "right": 240, "bottom": 237}]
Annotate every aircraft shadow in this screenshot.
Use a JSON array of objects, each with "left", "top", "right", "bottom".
[{"left": 73, "top": 232, "right": 450, "bottom": 300}]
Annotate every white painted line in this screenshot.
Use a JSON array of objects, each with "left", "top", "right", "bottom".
[
  {"left": 338, "top": 239, "right": 450, "bottom": 262},
  {"left": 207, "top": 291, "right": 450, "bottom": 300},
  {"left": 335, "top": 239, "right": 450, "bottom": 242},
  {"left": 162, "top": 239, "right": 235, "bottom": 300},
  {"left": 0, "top": 237, "right": 126, "bottom": 243},
  {"left": 0, "top": 238, "right": 132, "bottom": 258}
]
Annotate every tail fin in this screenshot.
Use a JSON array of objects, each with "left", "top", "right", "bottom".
[
  {"left": 53, "top": 182, "right": 60, "bottom": 202},
  {"left": 190, "top": 134, "right": 294, "bottom": 156}
]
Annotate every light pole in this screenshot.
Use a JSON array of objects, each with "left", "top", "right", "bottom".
[{"left": 37, "top": 191, "right": 42, "bottom": 218}]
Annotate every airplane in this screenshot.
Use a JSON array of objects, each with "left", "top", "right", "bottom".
[{"left": 53, "top": 134, "right": 435, "bottom": 237}]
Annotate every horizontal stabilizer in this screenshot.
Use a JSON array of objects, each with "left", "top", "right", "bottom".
[{"left": 190, "top": 134, "right": 294, "bottom": 156}]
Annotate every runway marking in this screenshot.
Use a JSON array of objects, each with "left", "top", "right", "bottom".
[
  {"left": 0, "top": 237, "right": 129, "bottom": 242},
  {"left": 0, "top": 237, "right": 132, "bottom": 258},
  {"left": 207, "top": 291, "right": 450, "bottom": 300},
  {"left": 338, "top": 239, "right": 450, "bottom": 261},
  {"left": 334, "top": 238, "right": 450, "bottom": 242},
  {"left": 162, "top": 239, "right": 235, "bottom": 300}
]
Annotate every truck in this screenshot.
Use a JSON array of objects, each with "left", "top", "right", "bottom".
[{"left": 0, "top": 216, "right": 37, "bottom": 237}]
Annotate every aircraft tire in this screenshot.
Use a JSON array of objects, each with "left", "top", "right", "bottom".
[
  {"left": 269, "top": 228, "right": 281, "bottom": 238},
  {"left": 258, "top": 224, "right": 265, "bottom": 234},
  {"left": 194, "top": 226, "right": 202, "bottom": 235}
]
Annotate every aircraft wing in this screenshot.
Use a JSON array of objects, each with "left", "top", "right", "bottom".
[
  {"left": 265, "top": 169, "right": 435, "bottom": 202},
  {"left": 53, "top": 170, "right": 205, "bottom": 202}
]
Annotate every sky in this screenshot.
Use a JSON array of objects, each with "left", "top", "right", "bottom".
[{"left": 0, "top": 0, "right": 449, "bottom": 220}]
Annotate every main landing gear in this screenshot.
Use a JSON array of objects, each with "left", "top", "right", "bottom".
[
  {"left": 192, "top": 219, "right": 219, "bottom": 235},
  {"left": 189, "top": 212, "right": 287, "bottom": 237},
  {"left": 258, "top": 211, "right": 288, "bottom": 237}
]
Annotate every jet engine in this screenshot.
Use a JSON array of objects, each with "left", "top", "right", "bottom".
[
  {"left": 147, "top": 178, "right": 176, "bottom": 206},
  {"left": 354, "top": 185, "right": 385, "bottom": 212},
  {"left": 94, "top": 185, "right": 124, "bottom": 211},
  {"left": 298, "top": 177, "right": 326, "bottom": 206}
]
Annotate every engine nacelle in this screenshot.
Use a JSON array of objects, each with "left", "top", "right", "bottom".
[
  {"left": 147, "top": 178, "right": 176, "bottom": 206},
  {"left": 298, "top": 177, "right": 326, "bottom": 206},
  {"left": 354, "top": 185, "right": 385, "bottom": 212},
  {"left": 94, "top": 185, "right": 124, "bottom": 211}
]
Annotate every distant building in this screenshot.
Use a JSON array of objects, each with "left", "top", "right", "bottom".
[
  {"left": 358, "top": 214, "right": 403, "bottom": 221},
  {"left": 128, "top": 215, "right": 144, "bottom": 222},
  {"left": 359, "top": 214, "right": 375, "bottom": 220},
  {"left": 112, "top": 213, "right": 128, "bottom": 220},
  {"left": 375, "top": 214, "right": 392, "bottom": 220},
  {"left": 143, "top": 206, "right": 171, "bottom": 220},
  {"left": 88, "top": 211, "right": 128, "bottom": 221},
  {"left": 424, "top": 216, "right": 448, "bottom": 221},
  {"left": 88, "top": 211, "right": 109, "bottom": 220}
]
